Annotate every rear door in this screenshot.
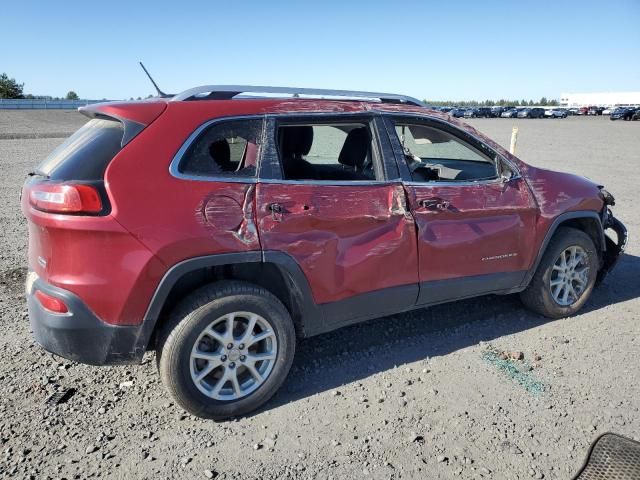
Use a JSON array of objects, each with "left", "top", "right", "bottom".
[
  {"left": 382, "top": 114, "right": 538, "bottom": 305},
  {"left": 256, "top": 113, "right": 419, "bottom": 327}
]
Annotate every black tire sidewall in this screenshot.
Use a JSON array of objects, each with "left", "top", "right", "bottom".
[
  {"left": 534, "top": 228, "right": 599, "bottom": 317},
  {"left": 159, "top": 285, "right": 295, "bottom": 420}
]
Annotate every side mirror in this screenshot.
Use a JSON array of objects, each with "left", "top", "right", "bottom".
[{"left": 498, "top": 157, "right": 519, "bottom": 183}]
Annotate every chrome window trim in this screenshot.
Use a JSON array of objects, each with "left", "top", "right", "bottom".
[
  {"left": 258, "top": 179, "right": 392, "bottom": 186},
  {"left": 378, "top": 111, "right": 522, "bottom": 184},
  {"left": 168, "top": 114, "right": 264, "bottom": 183}
]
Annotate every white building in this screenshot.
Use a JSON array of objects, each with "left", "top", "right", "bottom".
[{"left": 559, "top": 92, "right": 640, "bottom": 107}]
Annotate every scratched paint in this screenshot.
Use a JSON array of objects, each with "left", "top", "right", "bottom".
[{"left": 256, "top": 183, "right": 418, "bottom": 304}]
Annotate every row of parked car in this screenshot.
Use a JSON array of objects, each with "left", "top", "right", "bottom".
[{"left": 429, "top": 105, "right": 640, "bottom": 121}]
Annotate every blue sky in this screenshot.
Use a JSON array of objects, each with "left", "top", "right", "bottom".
[{"left": 2, "top": 0, "right": 639, "bottom": 101}]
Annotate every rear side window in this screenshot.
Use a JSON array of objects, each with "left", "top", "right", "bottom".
[
  {"left": 36, "top": 119, "right": 124, "bottom": 181},
  {"left": 277, "top": 123, "right": 378, "bottom": 181},
  {"left": 178, "top": 118, "right": 262, "bottom": 178}
]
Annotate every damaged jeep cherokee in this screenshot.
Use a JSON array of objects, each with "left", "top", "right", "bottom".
[{"left": 22, "top": 86, "right": 627, "bottom": 419}]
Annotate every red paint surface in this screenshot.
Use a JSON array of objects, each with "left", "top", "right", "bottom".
[
  {"left": 23, "top": 97, "right": 606, "bottom": 327},
  {"left": 405, "top": 179, "right": 538, "bottom": 282},
  {"left": 257, "top": 183, "right": 418, "bottom": 304},
  {"left": 79, "top": 99, "right": 168, "bottom": 125}
]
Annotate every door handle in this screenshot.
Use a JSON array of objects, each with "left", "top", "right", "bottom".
[{"left": 419, "top": 198, "right": 450, "bottom": 210}]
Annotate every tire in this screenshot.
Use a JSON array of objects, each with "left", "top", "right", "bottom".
[
  {"left": 157, "top": 281, "right": 296, "bottom": 420},
  {"left": 520, "top": 227, "right": 599, "bottom": 318}
]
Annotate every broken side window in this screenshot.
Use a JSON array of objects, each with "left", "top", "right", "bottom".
[{"left": 179, "top": 118, "right": 262, "bottom": 178}]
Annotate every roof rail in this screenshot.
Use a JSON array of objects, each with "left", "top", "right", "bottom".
[{"left": 170, "top": 85, "right": 425, "bottom": 107}]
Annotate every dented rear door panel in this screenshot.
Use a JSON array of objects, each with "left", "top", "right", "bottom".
[{"left": 256, "top": 183, "right": 418, "bottom": 304}]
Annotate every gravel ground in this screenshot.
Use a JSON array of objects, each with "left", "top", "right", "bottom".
[{"left": 0, "top": 112, "right": 638, "bottom": 480}]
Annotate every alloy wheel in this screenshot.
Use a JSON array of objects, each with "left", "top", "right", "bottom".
[
  {"left": 549, "top": 246, "right": 590, "bottom": 306},
  {"left": 189, "top": 312, "right": 277, "bottom": 400}
]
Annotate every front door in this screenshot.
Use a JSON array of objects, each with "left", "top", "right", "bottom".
[
  {"left": 383, "top": 115, "right": 538, "bottom": 305},
  {"left": 256, "top": 114, "right": 419, "bottom": 325}
]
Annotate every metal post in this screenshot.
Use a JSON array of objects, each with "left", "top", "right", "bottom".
[{"left": 509, "top": 126, "right": 518, "bottom": 155}]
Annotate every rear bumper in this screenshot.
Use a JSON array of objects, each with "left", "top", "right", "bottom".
[{"left": 27, "top": 276, "right": 144, "bottom": 365}]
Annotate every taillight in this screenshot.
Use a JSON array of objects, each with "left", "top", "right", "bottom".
[
  {"left": 28, "top": 183, "right": 102, "bottom": 214},
  {"left": 34, "top": 290, "right": 69, "bottom": 314}
]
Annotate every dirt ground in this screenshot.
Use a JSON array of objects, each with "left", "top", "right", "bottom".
[{"left": 0, "top": 112, "right": 638, "bottom": 480}]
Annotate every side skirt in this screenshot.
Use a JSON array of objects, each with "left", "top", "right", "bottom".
[{"left": 309, "top": 271, "right": 526, "bottom": 337}]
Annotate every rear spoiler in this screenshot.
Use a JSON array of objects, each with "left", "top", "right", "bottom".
[{"left": 78, "top": 100, "right": 167, "bottom": 147}]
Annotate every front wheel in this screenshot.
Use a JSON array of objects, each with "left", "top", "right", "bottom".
[
  {"left": 157, "top": 281, "right": 296, "bottom": 420},
  {"left": 520, "top": 227, "right": 599, "bottom": 318}
]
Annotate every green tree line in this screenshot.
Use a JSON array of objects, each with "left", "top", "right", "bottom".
[{"left": 1, "top": 72, "right": 80, "bottom": 100}]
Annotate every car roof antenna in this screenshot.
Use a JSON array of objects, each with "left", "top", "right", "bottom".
[{"left": 139, "top": 62, "right": 171, "bottom": 98}]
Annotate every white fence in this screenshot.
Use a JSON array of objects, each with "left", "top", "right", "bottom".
[{"left": 0, "top": 99, "right": 109, "bottom": 109}]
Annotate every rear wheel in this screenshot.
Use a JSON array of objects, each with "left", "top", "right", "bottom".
[
  {"left": 520, "top": 227, "right": 599, "bottom": 318},
  {"left": 157, "top": 281, "right": 296, "bottom": 420}
]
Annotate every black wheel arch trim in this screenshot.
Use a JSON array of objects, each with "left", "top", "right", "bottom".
[
  {"left": 134, "top": 251, "right": 324, "bottom": 356},
  {"left": 520, "top": 210, "right": 605, "bottom": 288}
]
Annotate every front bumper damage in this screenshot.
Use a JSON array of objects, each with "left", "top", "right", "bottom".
[{"left": 597, "top": 208, "right": 628, "bottom": 283}]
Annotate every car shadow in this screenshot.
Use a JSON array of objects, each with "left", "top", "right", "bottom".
[{"left": 258, "top": 252, "right": 640, "bottom": 414}]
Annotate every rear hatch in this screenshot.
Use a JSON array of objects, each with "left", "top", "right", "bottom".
[{"left": 22, "top": 100, "right": 167, "bottom": 283}]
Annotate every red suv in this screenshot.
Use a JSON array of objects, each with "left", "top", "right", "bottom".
[{"left": 22, "top": 86, "right": 627, "bottom": 419}]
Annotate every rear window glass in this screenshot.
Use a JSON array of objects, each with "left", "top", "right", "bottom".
[{"left": 36, "top": 118, "right": 124, "bottom": 180}]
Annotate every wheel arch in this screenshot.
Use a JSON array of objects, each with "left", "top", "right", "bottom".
[
  {"left": 134, "top": 252, "right": 323, "bottom": 355},
  {"left": 521, "top": 211, "right": 605, "bottom": 288}
]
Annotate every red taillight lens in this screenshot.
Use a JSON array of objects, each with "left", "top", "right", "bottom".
[
  {"left": 34, "top": 290, "right": 69, "bottom": 314},
  {"left": 28, "top": 183, "right": 102, "bottom": 214}
]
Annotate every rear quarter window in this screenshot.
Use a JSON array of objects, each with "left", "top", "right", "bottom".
[
  {"left": 177, "top": 118, "right": 262, "bottom": 178},
  {"left": 36, "top": 118, "right": 124, "bottom": 181}
]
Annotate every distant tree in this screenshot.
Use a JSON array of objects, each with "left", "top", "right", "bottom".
[
  {"left": 539, "top": 97, "right": 548, "bottom": 106},
  {"left": 136, "top": 96, "right": 142, "bottom": 100},
  {"left": 0, "top": 73, "right": 24, "bottom": 99},
  {"left": 548, "top": 99, "right": 559, "bottom": 106},
  {"left": 65, "top": 91, "right": 79, "bottom": 100},
  {"left": 24, "top": 93, "right": 34, "bottom": 99}
]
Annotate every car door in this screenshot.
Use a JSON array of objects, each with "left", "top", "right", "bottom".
[
  {"left": 382, "top": 114, "right": 538, "bottom": 305},
  {"left": 256, "top": 113, "right": 419, "bottom": 327}
]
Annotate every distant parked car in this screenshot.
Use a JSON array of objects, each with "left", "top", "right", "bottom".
[
  {"left": 610, "top": 107, "right": 635, "bottom": 121},
  {"left": 544, "top": 108, "right": 568, "bottom": 118},
  {"left": 464, "top": 107, "right": 492, "bottom": 118},
  {"left": 490, "top": 106, "right": 509, "bottom": 118},
  {"left": 567, "top": 108, "right": 579, "bottom": 116},
  {"left": 518, "top": 107, "right": 545, "bottom": 118},
  {"left": 588, "top": 106, "right": 605, "bottom": 116},
  {"left": 602, "top": 107, "right": 615, "bottom": 115},
  {"left": 632, "top": 109, "right": 640, "bottom": 121},
  {"left": 449, "top": 108, "right": 466, "bottom": 118},
  {"left": 501, "top": 108, "right": 519, "bottom": 118}
]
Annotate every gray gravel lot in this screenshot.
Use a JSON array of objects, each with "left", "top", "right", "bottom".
[{"left": 0, "top": 112, "right": 638, "bottom": 479}]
